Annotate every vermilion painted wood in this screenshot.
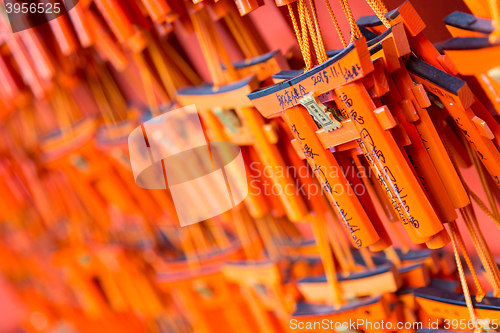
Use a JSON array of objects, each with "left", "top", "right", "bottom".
[
  {"left": 415, "top": 287, "right": 500, "bottom": 321},
  {"left": 177, "top": 73, "right": 310, "bottom": 222},
  {"left": 40, "top": 117, "right": 160, "bottom": 231},
  {"left": 223, "top": 260, "right": 296, "bottom": 331},
  {"left": 281, "top": 104, "right": 381, "bottom": 248},
  {"left": 391, "top": 64, "right": 470, "bottom": 210},
  {"left": 156, "top": 243, "right": 262, "bottom": 333},
  {"left": 234, "top": 0, "right": 265, "bottom": 15},
  {"left": 360, "top": 1, "right": 500, "bottom": 168},
  {"left": 249, "top": 36, "right": 450, "bottom": 248},
  {"left": 358, "top": 23, "right": 455, "bottom": 248},
  {"left": 407, "top": 57, "right": 500, "bottom": 189},
  {"left": 335, "top": 81, "right": 444, "bottom": 239},
  {"left": 94, "top": 118, "right": 179, "bottom": 223},
  {"left": 251, "top": 42, "right": 384, "bottom": 247},
  {"left": 382, "top": 71, "right": 457, "bottom": 224}
]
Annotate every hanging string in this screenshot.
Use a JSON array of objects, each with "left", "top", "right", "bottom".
[
  {"left": 288, "top": 4, "right": 303, "bottom": 48},
  {"left": 192, "top": 9, "right": 240, "bottom": 85},
  {"left": 162, "top": 42, "right": 202, "bottom": 86},
  {"left": 464, "top": 133, "right": 500, "bottom": 223},
  {"left": 324, "top": 0, "right": 347, "bottom": 48},
  {"left": 375, "top": 0, "right": 388, "bottom": 13},
  {"left": 288, "top": 3, "right": 313, "bottom": 71},
  {"left": 350, "top": 154, "right": 408, "bottom": 260},
  {"left": 470, "top": 188, "right": 500, "bottom": 230},
  {"left": 287, "top": 0, "right": 338, "bottom": 68},
  {"left": 448, "top": 221, "right": 480, "bottom": 327},
  {"left": 296, "top": 0, "right": 315, "bottom": 71},
  {"left": 307, "top": 0, "right": 328, "bottom": 63},
  {"left": 464, "top": 177, "right": 500, "bottom": 229},
  {"left": 83, "top": 49, "right": 126, "bottom": 117},
  {"left": 442, "top": 130, "right": 500, "bottom": 297},
  {"left": 304, "top": 10, "right": 326, "bottom": 64},
  {"left": 338, "top": 0, "right": 362, "bottom": 43},
  {"left": 460, "top": 206, "right": 499, "bottom": 298},
  {"left": 443, "top": 133, "right": 500, "bottom": 294},
  {"left": 463, "top": 204, "right": 500, "bottom": 296},
  {"left": 442, "top": 131, "right": 500, "bottom": 232},
  {"left": 365, "top": 0, "right": 391, "bottom": 28},
  {"left": 450, "top": 220, "right": 487, "bottom": 302},
  {"left": 201, "top": 11, "right": 228, "bottom": 85}
]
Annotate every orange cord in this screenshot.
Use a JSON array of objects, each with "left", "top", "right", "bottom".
[
  {"left": 451, "top": 220, "right": 487, "bottom": 302},
  {"left": 465, "top": 133, "right": 500, "bottom": 223},
  {"left": 375, "top": 0, "right": 388, "bottom": 13},
  {"left": 443, "top": 132, "right": 500, "bottom": 230},
  {"left": 299, "top": 0, "right": 318, "bottom": 66},
  {"left": 443, "top": 133, "right": 500, "bottom": 298},
  {"left": 307, "top": 0, "right": 328, "bottom": 63},
  {"left": 324, "top": 0, "right": 347, "bottom": 48},
  {"left": 338, "top": 0, "right": 362, "bottom": 43},
  {"left": 298, "top": 0, "right": 314, "bottom": 71},
  {"left": 463, "top": 204, "right": 500, "bottom": 296},
  {"left": 288, "top": 0, "right": 348, "bottom": 68},
  {"left": 288, "top": 2, "right": 313, "bottom": 71},
  {"left": 448, "top": 221, "right": 478, "bottom": 322},
  {"left": 365, "top": 0, "right": 391, "bottom": 28}
]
